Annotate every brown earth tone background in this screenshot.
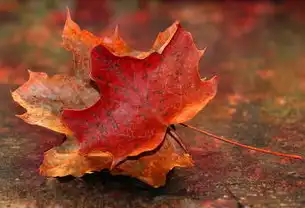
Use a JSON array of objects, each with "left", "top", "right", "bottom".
[{"left": 1, "top": 0, "right": 305, "bottom": 207}]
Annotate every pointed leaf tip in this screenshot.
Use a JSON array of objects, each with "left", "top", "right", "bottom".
[
  {"left": 114, "top": 25, "right": 120, "bottom": 38},
  {"left": 199, "top": 48, "right": 207, "bottom": 57},
  {"left": 63, "top": 7, "right": 80, "bottom": 35},
  {"left": 66, "top": 7, "right": 71, "bottom": 21},
  {"left": 173, "top": 20, "right": 180, "bottom": 26}
]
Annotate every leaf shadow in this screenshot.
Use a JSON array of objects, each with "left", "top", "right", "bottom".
[{"left": 56, "top": 170, "right": 177, "bottom": 198}]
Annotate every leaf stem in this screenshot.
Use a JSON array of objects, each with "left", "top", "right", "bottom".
[
  {"left": 167, "top": 127, "right": 188, "bottom": 153},
  {"left": 180, "top": 123, "right": 304, "bottom": 161}
]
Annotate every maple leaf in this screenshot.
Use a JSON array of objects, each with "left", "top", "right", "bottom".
[
  {"left": 61, "top": 19, "right": 218, "bottom": 167},
  {"left": 40, "top": 130, "right": 193, "bottom": 187},
  {"left": 40, "top": 136, "right": 113, "bottom": 177},
  {"left": 11, "top": 8, "right": 130, "bottom": 135},
  {"left": 112, "top": 131, "right": 193, "bottom": 187},
  {"left": 11, "top": 71, "right": 99, "bottom": 135},
  {"left": 62, "top": 9, "right": 131, "bottom": 81},
  {"left": 12, "top": 10, "right": 217, "bottom": 188},
  {"left": 62, "top": 9, "right": 101, "bottom": 81},
  {"left": 13, "top": 10, "right": 303, "bottom": 189}
]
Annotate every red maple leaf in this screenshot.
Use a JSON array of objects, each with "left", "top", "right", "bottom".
[
  {"left": 61, "top": 20, "right": 217, "bottom": 167},
  {"left": 12, "top": 10, "right": 216, "bottom": 187}
]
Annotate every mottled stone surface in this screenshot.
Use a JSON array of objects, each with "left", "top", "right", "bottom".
[{"left": 1, "top": 0, "right": 305, "bottom": 207}]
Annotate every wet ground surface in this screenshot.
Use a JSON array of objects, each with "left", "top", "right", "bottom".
[{"left": 1, "top": 0, "right": 305, "bottom": 207}]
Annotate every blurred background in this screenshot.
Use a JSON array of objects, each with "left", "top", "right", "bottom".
[
  {"left": 2, "top": 0, "right": 305, "bottom": 123},
  {"left": 1, "top": 1, "right": 305, "bottom": 207}
]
